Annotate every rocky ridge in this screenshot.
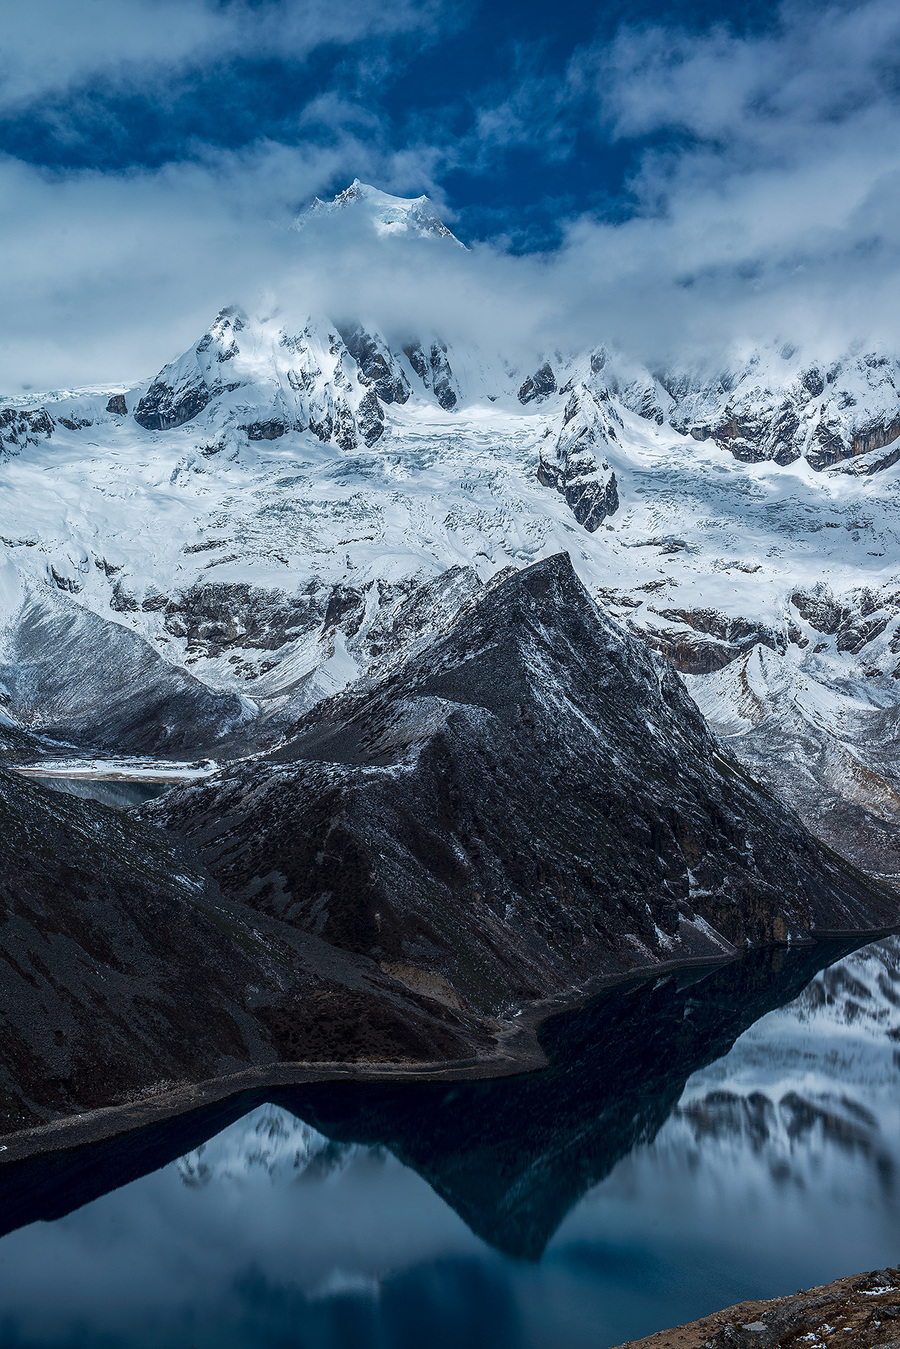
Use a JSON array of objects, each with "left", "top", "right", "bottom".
[
  {"left": 150, "top": 554, "right": 898, "bottom": 1015},
  {"left": 1, "top": 553, "right": 895, "bottom": 1141}
]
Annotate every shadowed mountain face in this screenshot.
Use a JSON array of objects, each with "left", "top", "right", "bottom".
[
  {"left": 154, "top": 553, "right": 898, "bottom": 1014},
  {"left": 0, "top": 939, "right": 860, "bottom": 1257},
  {"left": 0, "top": 769, "right": 483, "bottom": 1132}
]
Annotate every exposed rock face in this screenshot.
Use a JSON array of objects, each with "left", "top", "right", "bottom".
[
  {"left": 538, "top": 387, "right": 620, "bottom": 531},
  {"left": 105, "top": 394, "right": 127, "bottom": 416},
  {"left": 0, "top": 407, "right": 54, "bottom": 458},
  {"left": 340, "top": 326, "right": 411, "bottom": 405},
  {"left": 153, "top": 554, "right": 897, "bottom": 1015},
  {"left": 643, "top": 608, "right": 786, "bottom": 674},
  {"left": 402, "top": 341, "right": 459, "bottom": 410},
  {"left": 133, "top": 308, "right": 246, "bottom": 431},
  {"left": 355, "top": 387, "right": 385, "bottom": 445},
  {"left": 519, "top": 361, "right": 557, "bottom": 404},
  {"left": 654, "top": 348, "right": 900, "bottom": 472}
]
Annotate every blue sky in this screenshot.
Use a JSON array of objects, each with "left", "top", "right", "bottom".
[
  {"left": 1, "top": 0, "right": 782, "bottom": 248},
  {"left": 2, "top": 0, "right": 900, "bottom": 387}
]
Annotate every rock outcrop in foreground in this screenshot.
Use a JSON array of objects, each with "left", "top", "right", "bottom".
[
  {"left": 0, "top": 553, "right": 896, "bottom": 1137},
  {"left": 612, "top": 1266, "right": 900, "bottom": 1349}
]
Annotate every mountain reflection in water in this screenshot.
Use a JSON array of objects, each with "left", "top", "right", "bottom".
[{"left": 0, "top": 937, "right": 898, "bottom": 1349}]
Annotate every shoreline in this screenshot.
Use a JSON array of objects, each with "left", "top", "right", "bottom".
[
  {"left": 2, "top": 927, "right": 896, "bottom": 1170},
  {"left": 0, "top": 948, "right": 745, "bottom": 1167}
]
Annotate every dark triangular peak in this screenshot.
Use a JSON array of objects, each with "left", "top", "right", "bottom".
[{"left": 155, "top": 553, "right": 898, "bottom": 1017}]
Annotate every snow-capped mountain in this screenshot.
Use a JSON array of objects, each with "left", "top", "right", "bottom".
[
  {"left": 300, "top": 179, "right": 465, "bottom": 246},
  {"left": 2, "top": 183, "right": 900, "bottom": 879}
]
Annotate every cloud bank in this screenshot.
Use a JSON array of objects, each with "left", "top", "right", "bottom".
[{"left": 2, "top": 0, "right": 900, "bottom": 391}]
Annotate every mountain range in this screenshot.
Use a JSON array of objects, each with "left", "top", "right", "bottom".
[{"left": 0, "top": 182, "right": 899, "bottom": 1141}]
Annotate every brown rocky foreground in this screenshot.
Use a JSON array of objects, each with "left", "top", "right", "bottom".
[{"left": 613, "top": 1267, "right": 900, "bottom": 1349}]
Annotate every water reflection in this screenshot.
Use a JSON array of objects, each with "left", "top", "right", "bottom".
[{"left": 0, "top": 936, "right": 898, "bottom": 1349}]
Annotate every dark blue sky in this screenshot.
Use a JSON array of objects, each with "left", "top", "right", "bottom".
[{"left": 1, "top": 0, "right": 783, "bottom": 249}]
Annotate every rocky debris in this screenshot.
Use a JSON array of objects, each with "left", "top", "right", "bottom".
[
  {"left": 612, "top": 1266, "right": 900, "bottom": 1349},
  {"left": 538, "top": 387, "right": 620, "bottom": 530},
  {"left": 152, "top": 554, "right": 897, "bottom": 1018},
  {"left": 0, "top": 407, "right": 54, "bottom": 458},
  {"left": 519, "top": 361, "right": 557, "bottom": 404},
  {"left": 0, "top": 767, "right": 482, "bottom": 1133},
  {"left": 105, "top": 394, "right": 127, "bottom": 415}
]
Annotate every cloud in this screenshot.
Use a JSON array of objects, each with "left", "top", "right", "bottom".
[
  {"left": 544, "top": 0, "right": 900, "bottom": 359},
  {"left": 0, "top": 0, "right": 447, "bottom": 112},
  {"left": 3, "top": 0, "right": 900, "bottom": 392}
]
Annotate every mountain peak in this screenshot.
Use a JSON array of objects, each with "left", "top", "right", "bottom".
[{"left": 300, "top": 180, "right": 465, "bottom": 246}]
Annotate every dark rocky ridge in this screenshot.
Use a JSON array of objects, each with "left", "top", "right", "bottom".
[
  {"left": 0, "top": 767, "right": 485, "bottom": 1134},
  {"left": 152, "top": 553, "right": 898, "bottom": 1015}
]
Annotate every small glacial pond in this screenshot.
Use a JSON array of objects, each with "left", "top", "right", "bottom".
[
  {"left": 1, "top": 937, "right": 898, "bottom": 1349},
  {"left": 38, "top": 776, "right": 172, "bottom": 810}
]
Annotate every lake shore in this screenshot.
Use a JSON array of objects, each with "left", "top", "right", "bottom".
[{"left": 0, "top": 947, "right": 746, "bottom": 1166}]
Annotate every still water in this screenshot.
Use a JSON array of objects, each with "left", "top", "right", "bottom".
[
  {"left": 39, "top": 776, "right": 171, "bottom": 810},
  {"left": 1, "top": 938, "right": 898, "bottom": 1348}
]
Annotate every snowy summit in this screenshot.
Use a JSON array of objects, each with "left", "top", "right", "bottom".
[{"left": 299, "top": 179, "right": 464, "bottom": 246}]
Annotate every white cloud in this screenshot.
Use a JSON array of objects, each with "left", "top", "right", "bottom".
[
  {"left": 0, "top": 0, "right": 444, "bottom": 111},
  {"left": 3, "top": 0, "right": 900, "bottom": 392}
]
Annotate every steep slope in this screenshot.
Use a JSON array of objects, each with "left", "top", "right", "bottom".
[
  {"left": 0, "top": 767, "right": 487, "bottom": 1135},
  {"left": 152, "top": 553, "right": 898, "bottom": 1015},
  {"left": 0, "top": 588, "right": 252, "bottom": 753},
  {"left": 689, "top": 645, "right": 900, "bottom": 879}
]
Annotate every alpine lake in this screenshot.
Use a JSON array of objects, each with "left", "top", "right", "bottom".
[{"left": 0, "top": 900, "right": 897, "bottom": 1349}]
